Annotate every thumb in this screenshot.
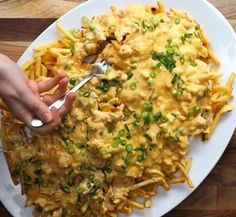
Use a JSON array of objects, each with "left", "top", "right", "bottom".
[{"left": 23, "top": 94, "right": 53, "bottom": 124}]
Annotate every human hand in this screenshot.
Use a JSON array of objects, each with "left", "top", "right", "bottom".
[{"left": 0, "top": 54, "right": 75, "bottom": 134}]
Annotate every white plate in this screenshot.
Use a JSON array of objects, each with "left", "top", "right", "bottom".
[{"left": 1, "top": 0, "right": 236, "bottom": 216}]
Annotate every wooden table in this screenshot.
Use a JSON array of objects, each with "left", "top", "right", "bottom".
[{"left": 0, "top": 0, "right": 236, "bottom": 216}]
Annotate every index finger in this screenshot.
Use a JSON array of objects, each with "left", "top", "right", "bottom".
[{"left": 37, "top": 72, "right": 67, "bottom": 93}]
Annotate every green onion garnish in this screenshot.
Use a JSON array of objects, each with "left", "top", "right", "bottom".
[
  {"left": 191, "top": 62, "right": 198, "bottom": 67},
  {"left": 151, "top": 17, "right": 159, "bottom": 27},
  {"left": 143, "top": 102, "right": 153, "bottom": 112},
  {"left": 150, "top": 71, "right": 156, "bottom": 78},
  {"left": 130, "top": 62, "right": 137, "bottom": 69},
  {"left": 126, "top": 71, "right": 133, "bottom": 80},
  {"left": 130, "top": 82, "right": 137, "bottom": 90},
  {"left": 82, "top": 16, "right": 89, "bottom": 25},
  {"left": 112, "top": 138, "right": 121, "bottom": 148},
  {"left": 147, "top": 79, "right": 153, "bottom": 87},
  {"left": 133, "top": 111, "right": 142, "bottom": 119},
  {"left": 83, "top": 91, "right": 91, "bottom": 97},
  {"left": 125, "top": 144, "right": 133, "bottom": 153},
  {"left": 67, "top": 144, "right": 75, "bottom": 155},
  {"left": 175, "top": 17, "right": 181, "bottom": 24},
  {"left": 195, "top": 24, "right": 201, "bottom": 30},
  {"left": 119, "top": 129, "right": 126, "bottom": 137}
]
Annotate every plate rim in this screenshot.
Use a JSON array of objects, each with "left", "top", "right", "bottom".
[{"left": 1, "top": 0, "right": 236, "bottom": 217}]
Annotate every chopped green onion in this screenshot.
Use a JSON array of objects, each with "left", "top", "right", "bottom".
[
  {"left": 125, "top": 144, "right": 133, "bottom": 153},
  {"left": 83, "top": 91, "right": 91, "bottom": 97},
  {"left": 188, "top": 106, "right": 201, "bottom": 116},
  {"left": 172, "top": 89, "right": 181, "bottom": 97},
  {"left": 180, "top": 56, "right": 185, "bottom": 65},
  {"left": 121, "top": 139, "right": 128, "bottom": 146},
  {"left": 143, "top": 102, "right": 153, "bottom": 112},
  {"left": 150, "top": 71, "right": 156, "bottom": 78},
  {"left": 167, "top": 37, "right": 172, "bottom": 44},
  {"left": 97, "top": 80, "right": 110, "bottom": 93},
  {"left": 142, "top": 111, "right": 149, "bottom": 118},
  {"left": 190, "top": 62, "right": 198, "bottom": 67},
  {"left": 130, "top": 62, "right": 137, "bottom": 69},
  {"left": 126, "top": 71, "right": 133, "bottom": 80},
  {"left": 119, "top": 129, "right": 126, "bottom": 137},
  {"left": 194, "top": 31, "right": 201, "bottom": 38},
  {"left": 133, "top": 111, "right": 142, "bottom": 119},
  {"left": 69, "top": 42, "right": 76, "bottom": 54},
  {"left": 195, "top": 24, "right": 201, "bottom": 30},
  {"left": 152, "top": 52, "right": 176, "bottom": 72},
  {"left": 67, "top": 144, "right": 75, "bottom": 155},
  {"left": 89, "top": 24, "right": 96, "bottom": 31},
  {"left": 130, "top": 82, "right": 137, "bottom": 90},
  {"left": 156, "top": 131, "right": 163, "bottom": 139},
  {"left": 151, "top": 17, "right": 159, "bottom": 27},
  {"left": 69, "top": 77, "right": 78, "bottom": 85},
  {"left": 82, "top": 16, "right": 89, "bottom": 25},
  {"left": 137, "top": 154, "right": 145, "bottom": 161},
  {"left": 107, "top": 125, "right": 114, "bottom": 133},
  {"left": 153, "top": 112, "right": 162, "bottom": 121},
  {"left": 22, "top": 174, "right": 31, "bottom": 185},
  {"left": 75, "top": 141, "right": 81, "bottom": 148},
  {"left": 61, "top": 115, "right": 68, "bottom": 124},
  {"left": 156, "top": 62, "right": 162, "bottom": 68},
  {"left": 166, "top": 46, "right": 175, "bottom": 55},
  {"left": 171, "top": 73, "right": 181, "bottom": 85},
  {"left": 147, "top": 79, "right": 153, "bottom": 87},
  {"left": 180, "top": 33, "right": 193, "bottom": 44},
  {"left": 194, "top": 106, "right": 201, "bottom": 114},
  {"left": 76, "top": 186, "right": 84, "bottom": 194},
  {"left": 175, "top": 17, "right": 181, "bottom": 24},
  {"left": 180, "top": 127, "right": 188, "bottom": 136},
  {"left": 133, "top": 119, "right": 140, "bottom": 128},
  {"left": 112, "top": 138, "right": 121, "bottom": 148},
  {"left": 61, "top": 185, "right": 70, "bottom": 194}
]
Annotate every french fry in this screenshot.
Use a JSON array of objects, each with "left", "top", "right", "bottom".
[
  {"left": 35, "top": 57, "right": 42, "bottom": 78},
  {"left": 204, "top": 104, "right": 232, "bottom": 140},
  {"left": 56, "top": 22, "right": 77, "bottom": 42},
  {"left": 208, "top": 49, "right": 220, "bottom": 66},
  {"left": 49, "top": 48, "right": 71, "bottom": 55},
  {"left": 34, "top": 40, "right": 58, "bottom": 52},
  {"left": 176, "top": 162, "right": 194, "bottom": 188},
  {"left": 127, "top": 199, "right": 144, "bottom": 209},
  {"left": 21, "top": 59, "right": 34, "bottom": 71},
  {"left": 41, "top": 64, "right": 48, "bottom": 77}
]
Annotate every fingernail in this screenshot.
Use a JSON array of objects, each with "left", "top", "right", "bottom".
[{"left": 43, "top": 112, "right": 52, "bottom": 123}]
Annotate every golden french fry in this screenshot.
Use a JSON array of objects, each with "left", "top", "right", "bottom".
[
  {"left": 208, "top": 49, "right": 220, "bottom": 66},
  {"left": 34, "top": 40, "right": 59, "bottom": 52},
  {"left": 127, "top": 199, "right": 144, "bottom": 209},
  {"left": 35, "top": 57, "right": 42, "bottom": 78},
  {"left": 56, "top": 22, "right": 77, "bottom": 42},
  {"left": 204, "top": 104, "right": 232, "bottom": 140},
  {"left": 49, "top": 48, "right": 71, "bottom": 55},
  {"left": 21, "top": 59, "right": 34, "bottom": 71},
  {"left": 41, "top": 64, "right": 48, "bottom": 77}
]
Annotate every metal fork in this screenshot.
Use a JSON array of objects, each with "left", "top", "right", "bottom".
[{"left": 31, "top": 60, "right": 108, "bottom": 128}]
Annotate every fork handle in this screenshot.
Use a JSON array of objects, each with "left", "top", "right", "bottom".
[{"left": 31, "top": 72, "right": 96, "bottom": 128}]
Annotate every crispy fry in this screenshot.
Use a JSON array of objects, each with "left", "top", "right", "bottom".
[
  {"left": 21, "top": 59, "right": 34, "bottom": 71},
  {"left": 35, "top": 57, "right": 42, "bottom": 78},
  {"left": 127, "top": 199, "right": 144, "bottom": 209},
  {"left": 41, "top": 64, "right": 48, "bottom": 77},
  {"left": 204, "top": 104, "right": 232, "bottom": 140},
  {"left": 208, "top": 49, "right": 220, "bottom": 66},
  {"left": 56, "top": 22, "right": 77, "bottom": 42},
  {"left": 34, "top": 40, "right": 59, "bottom": 52}
]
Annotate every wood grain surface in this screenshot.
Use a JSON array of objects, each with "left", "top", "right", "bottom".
[{"left": 0, "top": 0, "right": 236, "bottom": 217}]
